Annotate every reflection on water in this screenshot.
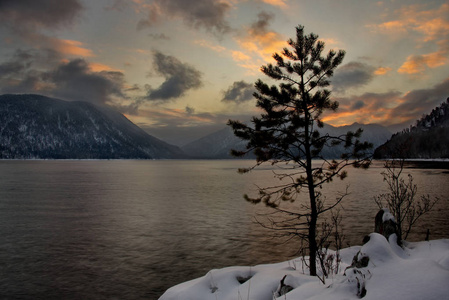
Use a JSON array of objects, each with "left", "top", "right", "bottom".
[{"left": 0, "top": 160, "right": 447, "bottom": 299}]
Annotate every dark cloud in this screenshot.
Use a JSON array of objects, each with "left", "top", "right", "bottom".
[
  {"left": 221, "top": 81, "right": 255, "bottom": 103},
  {"left": 389, "top": 77, "right": 449, "bottom": 121},
  {"left": 351, "top": 100, "right": 365, "bottom": 110},
  {"left": 336, "top": 91, "right": 402, "bottom": 112},
  {"left": 249, "top": 11, "right": 275, "bottom": 36},
  {"left": 137, "top": 0, "right": 231, "bottom": 36},
  {"left": 185, "top": 106, "right": 195, "bottom": 115},
  {"left": 0, "top": 49, "right": 33, "bottom": 77},
  {"left": 0, "top": 51, "right": 127, "bottom": 106},
  {"left": 146, "top": 51, "right": 203, "bottom": 101},
  {"left": 0, "top": 49, "right": 62, "bottom": 93},
  {"left": 332, "top": 62, "right": 375, "bottom": 93},
  {"left": 48, "top": 59, "right": 126, "bottom": 105},
  {"left": 0, "top": 0, "right": 83, "bottom": 30}
]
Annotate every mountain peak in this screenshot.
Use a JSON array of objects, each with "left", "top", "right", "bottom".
[{"left": 0, "top": 94, "right": 185, "bottom": 159}]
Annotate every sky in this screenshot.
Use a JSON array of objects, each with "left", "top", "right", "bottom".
[{"left": 0, "top": 0, "right": 448, "bottom": 146}]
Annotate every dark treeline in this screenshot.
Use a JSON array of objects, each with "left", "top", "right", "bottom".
[{"left": 374, "top": 97, "right": 449, "bottom": 159}]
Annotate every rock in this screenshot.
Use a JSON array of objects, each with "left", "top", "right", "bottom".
[
  {"left": 275, "top": 275, "right": 294, "bottom": 297},
  {"left": 374, "top": 208, "right": 398, "bottom": 240},
  {"left": 345, "top": 251, "right": 370, "bottom": 272}
]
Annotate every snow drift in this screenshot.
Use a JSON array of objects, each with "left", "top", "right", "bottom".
[{"left": 159, "top": 234, "right": 449, "bottom": 300}]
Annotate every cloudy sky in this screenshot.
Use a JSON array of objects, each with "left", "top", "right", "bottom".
[{"left": 1, "top": 0, "right": 448, "bottom": 145}]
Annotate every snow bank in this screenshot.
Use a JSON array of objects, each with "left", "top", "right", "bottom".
[{"left": 159, "top": 234, "right": 449, "bottom": 300}]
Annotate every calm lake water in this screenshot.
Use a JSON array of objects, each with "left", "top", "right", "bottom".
[{"left": 0, "top": 160, "right": 447, "bottom": 299}]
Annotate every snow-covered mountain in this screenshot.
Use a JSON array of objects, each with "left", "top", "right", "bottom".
[
  {"left": 0, "top": 94, "right": 185, "bottom": 159},
  {"left": 182, "top": 122, "right": 392, "bottom": 159}
]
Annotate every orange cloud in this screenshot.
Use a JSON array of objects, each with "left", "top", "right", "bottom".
[
  {"left": 231, "top": 50, "right": 251, "bottom": 61},
  {"left": 398, "top": 50, "right": 448, "bottom": 74},
  {"left": 55, "top": 39, "right": 94, "bottom": 57},
  {"left": 415, "top": 17, "right": 449, "bottom": 42},
  {"left": 322, "top": 111, "right": 359, "bottom": 126},
  {"left": 260, "top": 0, "right": 287, "bottom": 8},
  {"left": 371, "top": 3, "right": 449, "bottom": 74},
  {"left": 323, "top": 107, "right": 397, "bottom": 127},
  {"left": 89, "top": 62, "right": 122, "bottom": 72},
  {"left": 235, "top": 31, "right": 285, "bottom": 63},
  {"left": 372, "top": 3, "right": 449, "bottom": 40},
  {"left": 374, "top": 67, "right": 392, "bottom": 75},
  {"left": 375, "top": 20, "right": 408, "bottom": 34}
]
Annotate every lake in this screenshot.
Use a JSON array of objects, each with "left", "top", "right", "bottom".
[{"left": 0, "top": 160, "right": 447, "bottom": 299}]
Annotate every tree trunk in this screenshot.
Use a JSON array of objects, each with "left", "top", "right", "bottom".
[{"left": 308, "top": 200, "right": 318, "bottom": 276}]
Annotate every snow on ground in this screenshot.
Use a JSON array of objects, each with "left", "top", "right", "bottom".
[{"left": 159, "top": 233, "right": 449, "bottom": 300}]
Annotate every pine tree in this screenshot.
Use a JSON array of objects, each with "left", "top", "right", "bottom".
[{"left": 228, "top": 25, "right": 372, "bottom": 276}]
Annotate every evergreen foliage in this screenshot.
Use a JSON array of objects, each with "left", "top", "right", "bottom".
[
  {"left": 374, "top": 98, "right": 449, "bottom": 159},
  {"left": 228, "top": 25, "right": 372, "bottom": 276}
]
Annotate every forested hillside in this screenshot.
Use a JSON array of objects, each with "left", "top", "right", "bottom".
[
  {"left": 0, "top": 94, "right": 185, "bottom": 159},
  {"left": 374, "top": 98, "right": 449, "bottom": 159}
]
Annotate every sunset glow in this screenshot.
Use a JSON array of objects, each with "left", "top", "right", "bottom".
[{"left": 0, "top": 0, "right": 448, "bottom": 144}]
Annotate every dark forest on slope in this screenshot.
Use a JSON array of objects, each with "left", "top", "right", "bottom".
[{"left": 374, "top": 98, "right": 449, "bottom": 159}]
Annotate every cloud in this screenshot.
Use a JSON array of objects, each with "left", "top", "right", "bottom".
[
  {"left": 0, "top": 49, "right": 62, "bottom": 93},
  {"left": 332, "top": 62, "right": 376, "bottom": 93},
  {"left": 185, "top": 106, "right": 195, "bottom": 115},
  {"left": 221, "top": 81, "right": 255, "bottom": 103},
  {"left": 0, "top": 49, "right": 34, "bottom": 78},
  {"left": 374, "top": 67, "right": 392, "bottom": 75},
  {"left": 54, "top": 39, "right": 94, "bottom": 57},
  {"left": 249, "top": 11, "right": 275, "bottom": 36},
  {"left": 0, "top": 0, "right": 83, "bottom": 30},
  {"left": 259, "top": 0, "right": 287, "bottom": 8},
  {"left": 233, "top": 11, "right": 285, "bottom": 68},
  {"left": 145, "top": 51, "right": 203, "bottom": 101},
  {"left": 0, "top": 51, "right": 127, "bottom": 106},
  {"left": 323, "top": 91, "right": 402, "bottom": 126},
  {"left": 369, "top": 3, "right": 449, "bottom": 74},
  {"left": 0, "top": 0, "right": 92, "bottom": 61},
  {"left": 351, "top": 100, "right": 365, "bottom": 110},
  {"left": 398, "top": 48, "right": 449, "bottom": 74},
  {"left": 48, "top": 59, "right": 126, "bottom": 105},
  {"left": 137, "top": 0, "right": 232, "bottom": 36},
  {"left": 324, "top": 76, "right": 449, "bottom": 127},
  {"left": 389, "top": 77, "right": 449, "bottom": 121}
]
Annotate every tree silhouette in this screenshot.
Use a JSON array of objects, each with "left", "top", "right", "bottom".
[{"left": 228, "top": 25, "right": 372, "bottom": 276}]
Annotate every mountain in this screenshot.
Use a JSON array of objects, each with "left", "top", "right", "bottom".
[
  {"left": 374, "top": 98, "right": 449, "bottom": 159},
  {"left": 182, "top": 122, "right": 392, "bottom": 159},
  {"left": 0, "top": 94, "right": 185, "bottom": 159}
]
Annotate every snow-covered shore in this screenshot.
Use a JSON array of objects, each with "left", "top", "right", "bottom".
[{"left": 159, "top": 233, "right": 449, "bottom": 300}]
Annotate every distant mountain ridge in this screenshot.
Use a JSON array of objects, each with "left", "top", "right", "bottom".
[
  {"left": 374, "top": 98, "right": 449, "bottom": 159},
  {"left": 182, "top": 122, "right": 392, "bottom": 159},
  {"left": 0, "top": 94, "right": 185, "bottom": 159}
]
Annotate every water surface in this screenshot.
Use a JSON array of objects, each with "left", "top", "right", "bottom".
[{"left": 0, "top": 160, "right": 447, "bottom": 299}]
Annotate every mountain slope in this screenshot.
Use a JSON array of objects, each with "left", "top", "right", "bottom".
[
  {"left": 182, "top": 122, "right": 392, "bottom": 159},
  {"left": 0, "top": 94, "right": 185, "bottom": 159},
  {"left": 374, "top": 98, "right": 449, "bottom": 159}
]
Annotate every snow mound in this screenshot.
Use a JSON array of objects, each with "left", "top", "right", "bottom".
[{"left": 159, "top": 237, "right": 449, "bottom": 300}]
